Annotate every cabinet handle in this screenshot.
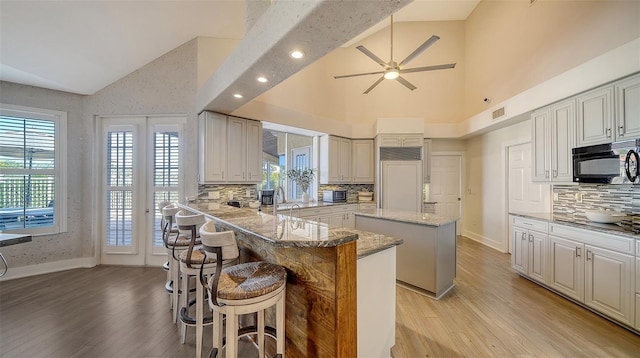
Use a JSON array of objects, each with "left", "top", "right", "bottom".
[
  {"left": 528, "top": 234, "right": 533, "bottom": 243},
  {"left": 606, "top": 128, "right": 612, "bottom": 138},
  {"left": 586, "top": 250, "right": 592, "bottom": 261},
  {"left": 619, "top": 125, "right": 624, "bottom": 136},
  {"left": 552, "top": 169, "right": 557, "bottom": 178},
  {"left": 521, "top": 232, "right": 526, "bottom": 241},
  {"left": 576, "top": 247, "right": 581, "bottom": 258},
  {"left": 545, "top": 170, "right": 549, "bottom": 179}
]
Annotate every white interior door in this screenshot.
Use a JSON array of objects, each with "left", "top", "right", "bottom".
[
  {"left": 430, "top": 155, "right": 461, "bottom": 233},
  {"left": 99, "top": 116, "right": 184, "bottom": 266},
  {"left": 508, "top": 143, "right": 550, "bottom": 213}
]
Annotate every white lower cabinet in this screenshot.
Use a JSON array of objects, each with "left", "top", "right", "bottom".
[
  {"left": 511, "top": 216, "right": 548, "bottom": 284},
  {"left": 511, "top": 215, "right": 637, "bottom": 329},
  {"left": 584, "top": 245, "right": 634, "bottom": 326},
  {"left": 547, "top": 223, "right": 636, "bottom": 327},
  {"left": 291, "top": 204, "right": 357, "bottom": 229},
  {"left": 549, "top": 235, "right": 584, "bottom": 301}
]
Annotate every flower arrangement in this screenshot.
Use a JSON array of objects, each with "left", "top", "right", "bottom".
[{"left": 286, "top": 167, "right": 316, "bottom": 192}]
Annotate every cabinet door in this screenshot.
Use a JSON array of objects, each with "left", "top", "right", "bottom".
[
  {"left": 531, "top": 108, "right": 551, "bottom": 182},
  {"left": 551, "top": 99, "right": 575, "bottom": 182},
  {"left": 549, "top": 236, "right": 584, "bottom": 302},
  {"left": 584, "top": 245, "right": 634, "bottom": 325},
  {"left": 576, "top": 86, "right": 614, "bottom": 146},
  {"left": 226, "top": 117, "right": 247, "bottom": 182},
  {"left": 245, "top": 120, "right": 263, "bottom": 183},
  {"left": 401, "top": 135, "right": 423, "bottom": 147},
  {"left": 423, "top": 139, "right": 431, "bottom": 183},
  {"left": 528, "top": 230, "right": 547, "bottom": 283},
  {"left": 511, "top": 227, "right": 528, "bottom": 274},
  {"left": 615, "top": 74, "right": 640, "bottom": 140},
  {"left": 339, "top": 138, "right": 352, "bottom": 182},
  {"left": 343, "top": 212, "right": 355, "bottom": 229},
  {"left": 199, "top": 112, "right": 227, "bottom": 183},
  {"left": 352, "top": 139, "right": 374, "bottom": 183},
  {"left": 327, "top": 136, "right": 341, "bottom": 183},
  {"left": 378, "top": 135, "right": 402, "bottom": 147}
]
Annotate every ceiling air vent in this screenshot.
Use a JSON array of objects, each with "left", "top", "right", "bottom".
[{"left": 492, "top": 107, "right": 505, "bottom": 120}]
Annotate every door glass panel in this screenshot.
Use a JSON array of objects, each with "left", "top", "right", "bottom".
[
  {"left": 105, "top": 131, "right": 133, "bottom": 248},
  {"left": 151, "top": 130, "right": 180, "bottom": 248}
]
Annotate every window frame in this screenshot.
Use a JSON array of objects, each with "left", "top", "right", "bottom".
[{"left": 0, "top": 103, "right": 67, "bottom": 235}]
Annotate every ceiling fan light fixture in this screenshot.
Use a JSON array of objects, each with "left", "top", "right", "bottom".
[{"left": 384, "top": 70, "right": 399, "bottom": 80}]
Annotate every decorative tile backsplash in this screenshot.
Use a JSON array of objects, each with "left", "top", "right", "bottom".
[
  {"left": 553, "top": 184, "right": 639, "bottom": 230},
  {"left": 197, "top": 183, "right": 376, "bottom": 206}
]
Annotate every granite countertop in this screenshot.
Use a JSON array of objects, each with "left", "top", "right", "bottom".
[
  {"left": 177, "top": 203, "right": 402, "bottom": 256},
  {"left": 355, "top": 208, "right": 459, "bottom": 227},
  {"left": 510, "top": 211, "right": 639, "bottom": 238},
  {"left": 0, "top": 233, "right": 32, "bottom": 247}
]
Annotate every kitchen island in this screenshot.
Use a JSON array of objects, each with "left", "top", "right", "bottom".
[
  {"left": 355, "top": 209, "right": 458, "bottom": 299},
  {"left": 177, "top": 203, "right": 402, "bottom": 358}
]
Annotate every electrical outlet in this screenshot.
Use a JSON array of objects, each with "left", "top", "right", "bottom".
[
  {"left": 575, "top": 192, "right": 583, "bottom": 203},
  {"left": 553, "top": 193, "right": 559, "bottom": 201},
  {"left": 208, "top": 191, "right": 220, "bottom": 199},
  {"left": 245, "top": 189, "right": 251, "bottom": 198}
]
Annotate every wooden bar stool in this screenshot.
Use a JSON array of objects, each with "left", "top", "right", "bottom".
[
  {"left": 176, "top": 213, "right": 235, "bottom": 358},
  {"left": 162, "top": 204, "right": 200, "bottom": 323},
  {"left": 200, "top": 231, "right": 287, "bottom": 358}
]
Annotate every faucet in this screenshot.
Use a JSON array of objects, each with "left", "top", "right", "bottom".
[
  {"left": 289, "top": 203, "right": 301, "bottom": 219},
  {"left": 273, "top": 185, "right": 286, "bottom": 216}
]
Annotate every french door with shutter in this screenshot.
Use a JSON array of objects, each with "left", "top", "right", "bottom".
[{"left": 98, "top": 116, "right": 184, "bottom": 266}]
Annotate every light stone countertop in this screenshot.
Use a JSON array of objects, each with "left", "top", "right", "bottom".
[
  {"left": 178, "top": 203, "right": 402, "bottom": 257},
  {"left": 355, "top": 208, "right": 459, "bottom": 227}
]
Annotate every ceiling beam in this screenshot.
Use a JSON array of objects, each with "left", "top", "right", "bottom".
[{"left": 196, "top": 0, "right": 412, "bottom": 114}]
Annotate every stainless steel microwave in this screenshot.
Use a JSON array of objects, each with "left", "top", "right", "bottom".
[
  {"left": 572, "top": 138, "right": 640, "bottom": 184},
  {"left": 322, "top": 190, "right": 348, "bottom": 202}
]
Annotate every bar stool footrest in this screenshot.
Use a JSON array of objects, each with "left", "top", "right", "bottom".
[
  {"left": 179, "top": 307, "right": 213, "bottom": 326},
  {"left": 165, "top": 280, "right": 173, "bottom": 294},
  {"left": 162, "top": 261, "right": 170, "bottom": 271},
  {"left": 208, "top": 326, "right": 278, "bottom": 358}
]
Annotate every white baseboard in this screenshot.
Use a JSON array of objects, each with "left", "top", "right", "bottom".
[
  {"left": 462, "top": 230, "right": 506, "bottom": 253},
  {"left": 0, "top": 257, "right": 97, "bottom": 281}
]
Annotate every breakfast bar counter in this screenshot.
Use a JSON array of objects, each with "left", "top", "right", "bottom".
[{"left": 177, "top": 203, "right": 402, "bottom": 357}]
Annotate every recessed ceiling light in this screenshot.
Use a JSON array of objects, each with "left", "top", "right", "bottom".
[
  {"left": 289, "top": 50, "right": 305, "bottom": 59},
  {"left": 233, "top": 93, "right": 243, "bottom": 99},
  {"left": 257, "top": 76, "right": 268, "bottom": 83}
]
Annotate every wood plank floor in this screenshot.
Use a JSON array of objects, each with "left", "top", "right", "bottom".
[{"left": 1, "top": 236, "right": 638, "bottom": 357}]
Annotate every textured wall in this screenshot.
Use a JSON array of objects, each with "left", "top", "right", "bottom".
[{"left": 0, "top": 81, "right": 86, "bottom": 267}]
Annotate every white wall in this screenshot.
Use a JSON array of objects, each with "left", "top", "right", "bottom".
[
  {"left": 463, "top": 120, "right": 532, "bottom": 252},
  {"left": 0, "top": 81, "right": 88, "bottom": 271}
]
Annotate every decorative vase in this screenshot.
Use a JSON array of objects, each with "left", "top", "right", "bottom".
[{"left": 302, "top": 192, "right": 309, "bottom": 203}]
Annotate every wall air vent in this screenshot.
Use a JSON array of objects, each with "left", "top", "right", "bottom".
[
  {"left": 379, "top": 147, "right": 422, "bottom": 161},
  {"left": 492, "top": 107, "right": 505, "bottom": 120}
]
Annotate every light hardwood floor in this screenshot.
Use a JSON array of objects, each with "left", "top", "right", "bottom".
[{"left": 1, "top": 236, "right": 638, "bottom": 357}]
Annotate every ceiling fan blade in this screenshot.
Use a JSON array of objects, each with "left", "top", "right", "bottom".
[
  {"left": 356, "top": 45, "right": 388, "bottom": 68},
  {"left": 364, "top": 76, "right": 385, "bottom": 94},
  {"left": 334, "top": 70, "right": 385, "bottom": 79},
  {"left": 396, "top": 76, "right": 417, "bottom": 91},
  {"left": 399, "top": 63, "right": 456, "bottom": 74},
  {"left": 398, "top": 35, "right": 440, "bottom": 67}
]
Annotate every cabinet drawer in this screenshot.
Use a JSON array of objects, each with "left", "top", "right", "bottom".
[
  {"left": 330, "top": 204, "right": 357, "bottom": 213},
  {"left": 549, "top": 223, "right": 634, "bottom": 255},
  {"left": 636, "top": 257, "right": 640, "bottom": 294},
  {"left": 299, "top": 207, "right": 332, "bottom": 217},
  {"left": 511, "top": 216, "right": 548, "bottom": 232}
]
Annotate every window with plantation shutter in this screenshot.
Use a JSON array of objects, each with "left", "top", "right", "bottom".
[{"left": 0, "top": 104, "right": 67, "bottom": 234}]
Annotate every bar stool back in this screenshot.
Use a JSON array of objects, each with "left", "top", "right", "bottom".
[{"left": 200, "top": 229, "right": 287, "bottom": 358}]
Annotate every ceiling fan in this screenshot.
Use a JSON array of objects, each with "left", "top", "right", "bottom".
[{"left": 334, "top": 15, "right": 456, "bottom": 94}]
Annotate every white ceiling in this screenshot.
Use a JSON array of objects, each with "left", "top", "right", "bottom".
[{"left": 0, "top": 0, "right": 479, "bottom": 96}]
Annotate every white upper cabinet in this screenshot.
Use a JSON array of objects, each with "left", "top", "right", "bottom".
[
  {"left": 319, "top": 135, "right": 352, "bottom": 184},
  {"left": 199, "top": 112, "right": 227, "bottom": 183},
  {"left": 377, "top": 134, "right": 423, "bottom": 147},
  {"left": 199, "top": 112, "right": 262, "bottom": 184},
  {"left": 351, "top": 139, "right": 374, "bottom": 184},
  {"left": 615, "top": 73, "right": 640, "bottom": 140},
  {"left": 532, "top": 98, "right": 575, "bottom": 183},
  {"left": 576, "top": 73, "right": 640, "bottom": 146},
  {"left": 576, "top": 85, "right": 614, "bottom": 147}
]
